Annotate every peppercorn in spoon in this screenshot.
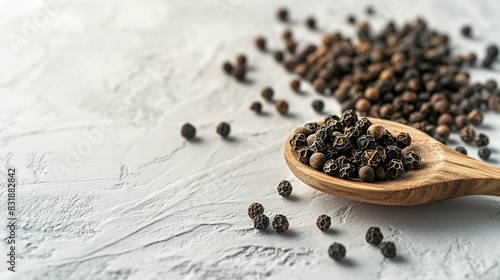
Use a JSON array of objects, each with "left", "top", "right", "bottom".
[{"left": 284, "top": 118, "right": 500, "bottom": 206}]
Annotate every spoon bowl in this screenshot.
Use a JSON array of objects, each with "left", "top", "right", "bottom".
[{"left": 284, "top": 118, "right": 500, "bottom": 206}]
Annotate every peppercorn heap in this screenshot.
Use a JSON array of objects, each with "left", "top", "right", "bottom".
[{"left": 290, "top": 110, "right": 421, "bottom": 182}]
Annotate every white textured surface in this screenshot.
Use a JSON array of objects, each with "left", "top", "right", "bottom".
[{"left": 1, "top": 0, "right": 500, "bottom": 279}]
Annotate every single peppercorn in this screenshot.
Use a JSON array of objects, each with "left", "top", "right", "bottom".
[
  {"left": 305, "top": 16, "right": 316, "bottom": 30},
  {"left": 385, "top": 145, "right": 401, "bottom": 161},
  {"left": 295, "top": 126, "right": 312, "bottom": 137},
  {"left": 375, "top": 166, "right": 386, "bottom": 180},
  {"left": 367, "top": 125, "right": 385, "bottom": 140},
  {"left": 486, "top": 44, "right": 499, "bottom": 58},
  {"left": 289, "top": 133, "right": 307, "bottom": 149},
  {"left": 328, "top": 242, "right": 346, "bottom": 261},
  {"left": 362, "top": 150, "right": 381, "bottom": 167},
  {"left": 366, "top": 6, "right": 375, "bottom": 15},
  {"left": 253, "top": 214, "right": 269, "bottom": 230},
  {"left": 332, "top": 135, "right": 353, "bottom": 154},
  {"left": 273, "top": 50, "right": 284, "bottom": 63},
  {"left": 403, "top": 149, "right": 421, "bottom": 170},
  {"left": 310, "top": 152, "right": 327, "bottom": 170},
  {"left": 181, "top": 123, "right": 196, "bottom": 139},
  {"left": 478, "top": 146, "right": 491, "bottom": 160},
  {"left": 459, "top": 126, "right": 475, "bottom": 143},
  {"left": 366, "top": 227, "right": 384, "bottom": 245},
  {"left": 340, "top": 109, "right": 358, "bottom": 127},
  {"left": 286, "top": 40, "right": 297, "bottom": 54},
  {"left": 250, "top": 101, "right": 262, "bottom": 113},
  {"left": 396, "top": 132, "right": 411, "bottom": 149},
  {"left": 347, "top": 15, "right": 356, "bottom": 25},
  {"left": 455, "top": 146, "right": 468, "bottom": 155},
  {"left": 358, "top": 135, "right": 377, "bottom": 150},
  {"left": 339, "top": 163, "right": 356, "bottom": 179},
  {"left": 248, "top": 203, "right": 264, "bottom": 219},
  {"left": 282, "top": 29, "right": 293, "bottom": 40},
  {"left": 276, "top": 100, "right": 289, "bottom": 115},
  {"left": 474, "top": 133, "right": 489, "bottom": 146},
  {"left": 316, "top": 214, "right": 331, "bottom": 231},
  {"left": 222, "top": 61, "right": 233, "bottom": 75},
  {"left": 359, "top": 166, "right": 375, "bottom": 182},
  {"left": 255, "top": 36, "right": 266, "bottom": 51},
  {"left": 297, "top": 147, "right": 313, "bottom": 164},
  {"left": 261, "top": 87, "right": 274, "bottom": 102},
  {"left": 312, "top": 100, "right": 324, "bottom": 112},
  {"left": 216, "top": 122, "right": 230, "bottom": 138},
  {"left": 277, "top": 180, "right": 293, "bottom": 197},
  {"left": 380, "top": 242, "right": 397, "bottom": 258},
  {"left": 435, "top": 124, "right": 451, "bottom": 140},
  {"left": 233, "top": 66, "right": 246, "bottom": 81},
  {"left": 290, "top": 78, "right": 301, "bottom": 92},
  {"left": 323, "top": 159, "right": 339, "bottom": 176},
  {"left": 461, "top": 25, "right": 472, "bottom": 38},
  {"left": 235, "top": 54, "right": 246, "bottom": 66},
  {"left": 386, "top": 159, "right": 404, "bottom": 179},
  {"left": 467, "top": 109, "right": 483, "bottom": 126},
  {"left": 307, "top": 134, "right": 316, "bottom": 146},
  {"left": 272, "top": 214, "right": 289, "bottom": 233},
  {"left": 277, "top": 7, "right": 289, "bottom": 22}
]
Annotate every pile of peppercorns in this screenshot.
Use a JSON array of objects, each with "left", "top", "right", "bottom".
[
  {"left": 250, "top": 7, "right": 499, "bottom": 161},
  {"left": 290, "top": 110, "right": 420, "bottom": 182}
]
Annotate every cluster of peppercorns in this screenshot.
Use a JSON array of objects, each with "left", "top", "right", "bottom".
[
  {"left": 181, "top": 122, "right": 231, "bottom": 139},
  {"left": 253, "top": 7, "right": 499, "bottom": 162},
  {"left": 366, "top": 227, "right": 397, "bottom": 258},
  {"left": 222, "top": 54, "right": 249, "bottom": 82},
  {"left": 290, "top": 110, "right": 421, "bottom": 182},
  {"left": 248, "top": 202, "right": 289, "bottom": 233}
]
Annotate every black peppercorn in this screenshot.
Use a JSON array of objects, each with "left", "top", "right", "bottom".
[
  {"left": 297, "top": 147, "right": 313, "bottom": 164},
  {"left": 467, "top": 109, "right": 483, "bottom": 126},
  {"left": 367, "top": 125, "right": 385, "bottom": 140},
  {"left": 316, "top": 214, "right": 331, "bottom": 231},
  {"left": 248, "top": 203, "right": 264, "bottom": 219},
  {"left": 305, "top": 16, "right": 316, "bottom": 30},
  {"left": 274, "top": 50, "right": 284, "bottom": 63},
  {"left": 304, "top": 122, "right": 319, "bottom": 134},
  {"left": 233, "top": 66, "right": 246, "bottom": 81},
  {"left": 474, "top": 133, "right": 489, "bottom": 147},
  {"left": 347, "top": 15, "right": 356, "bottom": 25},
  {"left": 328, "top": 242, "right": 346, "bottom": 261},
  {"left": 250, "top": 101, "right": 262, "bottom": 113},
  {"left": 362, "top": 150, "right": 381, "bottom": 167},
  {"left": 277, "top": 180, "right": 293, "bottom": 197},
  {"left": 375, "top": 166, "right": 386, "bottom": 180},
  {"left": 359, "top": 166, "right": 375, "bottom": 182},
  {"left": 366, "top": 227, "right": 384, "bottom": 245},
  {"left": 339, "top": 163, "right": 356, "bottom": 179},
  {"left": 216, "top": 122, "right": 230, "bottom": 138},
  {"left": 272, "top": 214, "right": 289, "bottom": 233},
  {"left": 235, "top": 54, "right": 246, "bottom": 66},
  {"left": 255, "top": 36, "right": 266, "bottom": 51},
  {"left": 277, "top": 7, "right": 289, "bottom": 22},
  {"left": 455, "top": 146, "right": 467, "bottom": 155},
  {"left": 261, "top": 87, "right": 274, "bottom": 102},
  {"left": 286, "top": 40, "right": 297, "bottom": 54},
  {"left": 309, "top": 138, "right": 327, "bottom": 154},
  {"left": 312, "top": 100, "right": 324, "bottom": 112},
  {"left": 276, "top": 100, "right": 289, "bottom": 115},
  {"left": 380, "top": 242, "right": 397, "bottom": 258},
  {"left": 358, "top": 135, "right": 377, "bottom": 150},
  {"left": 181, "top": 123, "right": 196, "bottom": 139},
  {"left": 396, "top": 132, "right": 411, "bottom": 149},
  {"left": 289, "top": 133, "right": 307, "bottom": 149},
  {"left": 461, "top": 25, "right": 472, "bottom": 38},
  {"left": 386, "top": 159, "right": 404, "bottom": 179},
  {"left": 323, "top": 159, "right": 339, "bottom": 176},
  {"left": 459, "top": 126, "right": 475, "bottom": 143},
  {"left": 332, "top": 135, "right": 353, "bottom": 154},
  {"left": 253, "top": 214, "right": 269, "bottom": 230},
  {"left": 403, "top": 149, "right": 421, "bottom": 170},
  {"left": 366, "top": 6, "right": 375, "bottom": 15},
  {"left": 486, "top": 44, "right": 499, "bottom": 59},
  {"left": 478, "top": 146, "right": 491, "bottom": 160},
  {"left": 290, "top": 78, "right": 301, "bottom": 92},
  {"left": 222, "top": 61, "right": 233, "bottom": 75},
  {"left": 340, "top": 109, "right": 358, "bottom": 127}
]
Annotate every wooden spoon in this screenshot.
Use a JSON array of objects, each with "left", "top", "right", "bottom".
[{"left": 284, "top": 118, "right": 500, "bottom": 206}]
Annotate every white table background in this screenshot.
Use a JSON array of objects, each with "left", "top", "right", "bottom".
[{"left": 0, "top": 0, "right": 499, "bottom": 279}]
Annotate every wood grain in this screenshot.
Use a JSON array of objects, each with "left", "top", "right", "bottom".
[{"left": 284, "top": 118, "right": 500, "bottom": 206}]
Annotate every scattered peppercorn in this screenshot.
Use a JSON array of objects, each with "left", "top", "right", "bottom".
[
  {"left": 461, "top": 25, "right": 472, "bottom": 38},
  {"left": 328, "top": 242, "right": 346, "bottom": 261},
  {"left": 478, "top": 146, "right": 491, "bottom": 160},
  {"left": 255, "top": 36, "right": 266, "bottom": 51},
  {"left": 282, "top": 29, "right": 293, "bottom": 40},
  {"left": 276, "top": 99, "right": 289, "bottom": 115},
  {"left": 474, "top": 133, "right": 489, "bottom": 147},
  {"left": 286, "top": 40, "right": 297, "bottom": 53},
  {"left": 235, "top": 54, "right": 246, "bottom": 66},
  {"left": 459, "top": 126, "right": 475, "bottom": 143},
  {"left": 316, "top": 215, "right": 331, "bottom": 231},
  {"left": 455, "top": 146, "right": 468, "bottom": 155},
  {"left": 253, "top": 214, "right": 269, "bottom": 230},
  {"left": 277, "top": 180, "right": 293, "bottom": 197},
  {"left": 366, "top": 6, "right": 375, "bottom": 15},
  {"left": 272, "top": 214, "right": 289, "bottom": 233},
  {"left": 366, "top": 227, "right": 384, "bottom": 245},
  {"left": 467, "top": 109, "right": 483, "bottom": 126},
  {"left": 347, "top": 15, "right": 356, "bottom": 25},
  {"left": 305, "top": 16, "right": 316, "bottom": 30},
  {"left": 273, "top": 50, "right": 284, "bottom": 63},
  {"left": 233, "top": 66, "right": 246, "bottom": 81},
  {"left": 312, "top": 100, "right": 324, "bottom": 112},
  {"left": 181, "top": 123, "right": 196, "bottom": 139},
  {"left": 290, "top": 79, "right": 301, "bottom": 92},
  {"left": 277, "top": 7, "right": 289, "bottom": 22},
  {"left": 250, "top": 101, "right": 262, "bottom": 113},
  {"left": 380, "top": 242, "right": 397, "bottom": 258},
  {"left": 248, "top": 203, "right": 264, "bottom": 219},
  {"left": 222, "top": 61, "right": 233, "bottom": 75},
  {"left": 216, "top": 122, "right": 230, "bottom": 138},
  {"left": 261, "top": 87, "right": 274, "bottom": 102}
]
